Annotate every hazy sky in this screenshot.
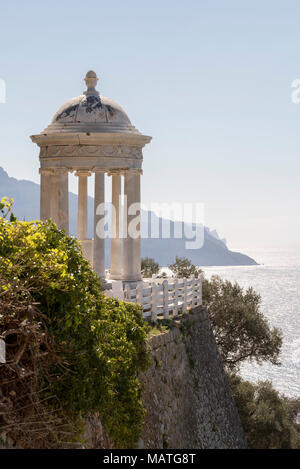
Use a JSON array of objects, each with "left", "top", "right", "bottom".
[{"left": 0, "top": 0, "right": 300, "bottom": 249}]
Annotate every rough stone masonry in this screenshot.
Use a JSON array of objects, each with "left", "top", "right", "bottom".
[{"left": 138, "top": 307, "right": 247, "bottom": 449}]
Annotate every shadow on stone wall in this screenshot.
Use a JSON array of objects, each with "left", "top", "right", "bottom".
[{"left": 139, "top": 307, "right": 247, "bottom": 449}]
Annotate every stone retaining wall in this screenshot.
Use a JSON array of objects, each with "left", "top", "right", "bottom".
[{"left": 139, "top": 307, "right": 247, "bottom": 448}]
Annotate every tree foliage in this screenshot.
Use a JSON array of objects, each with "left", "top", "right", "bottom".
[
  {"left": 141, "top": 257, "right": 159, "bottom": 278},
  {"left": 169, "top": 256, "right": 202, "bottom": 278},
  {"left": 0, "top": 203, "right": 150, "bottom": 448},
  {"left": 229, "top": 374, "right": 300, "bottom": 449},
  {"left": 202, "top": 275, "right": 282, "bottom": 372}
]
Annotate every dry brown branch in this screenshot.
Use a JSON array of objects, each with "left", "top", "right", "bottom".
[{"left": 0, "top": 276, "right": 78, "bottom": 448}]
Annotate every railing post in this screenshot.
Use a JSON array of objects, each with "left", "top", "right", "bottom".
[
  {"left": 124, "top": 284, "right": 131, "bottom": 302},
  {"left": 198, "top": 274, "right": 203, "bottom": 306},
  {"left": 173, "top": 278, "right": 178, "bottom": 316},
  {"left": 182, "top": 278, "right": 187, "bottom": 313},
  {"left": 136, "top": 283, "right": 143, "bottom": 306},
  {"left": 151, "top": 281, "right": 157, "bottom": 322},
  {"left": 191, "top": 274, "right": 195, "bottom": 309},
  {"left": 111, "top": 280, "right": 124, "bottom": 300},
  {"left": 163, "top": 279, "right": 169, "bottom": 319}
]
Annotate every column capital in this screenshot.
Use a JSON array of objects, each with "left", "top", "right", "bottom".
[
  {"left": 122, "top": 168, "right": 143, "bottom": 176},
  {"left": 74, "top": 170, "right": 92, "bottom": 177},
  {"left": 52, "top": 167, "right": 69, "bottom": 175},
  {"left": 107, "top": 169, "right": 123, "bottom": 176},
  {"left": 92, "top": 167, "right": 106, "bottom": 173},
  {"left": 39, "top": 168, "right": 55, "bottom": 175}
]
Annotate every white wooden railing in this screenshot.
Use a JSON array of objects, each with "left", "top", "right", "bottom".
[{"left": 106, "top": 275, "right": 203, "bottom": 322}]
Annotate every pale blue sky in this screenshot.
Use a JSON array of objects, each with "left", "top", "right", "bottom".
[{"left": 0, "top": 0, "right": 300, "bottom": 249}]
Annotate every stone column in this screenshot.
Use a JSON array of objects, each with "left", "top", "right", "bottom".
[
  {"left": 123, "top": 170, "right": 142, "bottom": 283},
  {"left": 50, "top": 168, "right": 69, "bottom": 234},
  {"left": 109, "top": 172, "right": 122, "bottom": 279},
  {"left": 93, "top": 171, "right": 106, "bottom": 279},
  {"left": 75, "top": 170, "right": 90, "bottom": 240},
  {"left": 39, "top": 168, "right": 52, "bottom": 222}
]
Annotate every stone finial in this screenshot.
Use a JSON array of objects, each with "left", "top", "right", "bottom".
[{"left": 83, "top": 70, "right": 99, "bottom": 96}]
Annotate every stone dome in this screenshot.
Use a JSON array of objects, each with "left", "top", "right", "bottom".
[{"left": 43, "top": 71, "right": 140, "bottom": 135}]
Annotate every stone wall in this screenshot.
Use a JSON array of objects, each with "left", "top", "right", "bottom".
[
  {"left": 1, "top": 307, "right": 247, "bottom": 449},
  {"left": 139, "top": 307, "right": 247, "bottom": 449}
]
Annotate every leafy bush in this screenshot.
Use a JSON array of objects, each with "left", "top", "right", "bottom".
[
  {"left": 229, "top": 374, "right": 300, "bottom": 449},
  {"left": 0, "top": 197, "right": 16, "bottom": 222},
  {"left": 141, "top": 257, "right": 159, "bottom": 278},
  {"left": 169, "top": 256, "right": 202, "bottom": 278},
  {"left": 0, "top": 207, "right": 150, "bottom": 448}
]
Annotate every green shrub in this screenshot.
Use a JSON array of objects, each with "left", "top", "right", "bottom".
[
  {"left": 169, "top": 256, "right": 202, "bottom": 278},
  {"left": 0, "top": 210, "right": 150, "bottom": 448},
  {"left": 229, "top": 374, "right": 300, "bottom": 449},
  {"left": 141, "top": 257, "right": 159, "bottom": 278}
]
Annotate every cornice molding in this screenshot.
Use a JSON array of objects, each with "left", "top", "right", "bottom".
[{"left": 31, "top": 132, "right": 152, "bottom": 148}]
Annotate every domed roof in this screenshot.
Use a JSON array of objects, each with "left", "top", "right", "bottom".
[{"left": 43, "top": 71, "right": 140, "bottom": 135}]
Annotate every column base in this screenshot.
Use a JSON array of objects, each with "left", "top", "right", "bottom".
[
  {"left": 109, "top": 272, "right": 123, "bottom": 280},
  {"left": 101, "top": 279, "right": 111, "bottom": 290},
  {"left": 122, "top": 277, "right": 143, "bottom": 288}
]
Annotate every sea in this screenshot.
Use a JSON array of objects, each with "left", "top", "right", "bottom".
[{"left": 202, "top": 248, "right": 300, "bottom": 398}]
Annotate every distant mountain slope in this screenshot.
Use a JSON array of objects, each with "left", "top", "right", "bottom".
[{"left": 0, "top": 167, "right": 257, "bottom": 266}]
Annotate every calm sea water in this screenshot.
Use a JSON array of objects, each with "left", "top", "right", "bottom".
[{"left": 203, "top": 248, "right": 300, "bottom": 398}]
